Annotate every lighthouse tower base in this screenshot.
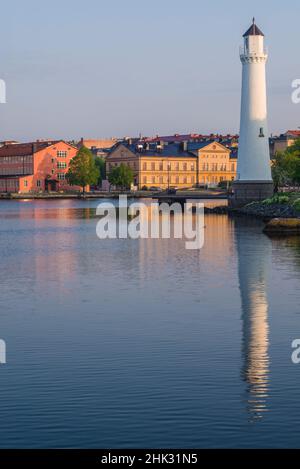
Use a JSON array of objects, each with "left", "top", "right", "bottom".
[{"left": 229, "top": 180, "right": 274, "bottom": 208}]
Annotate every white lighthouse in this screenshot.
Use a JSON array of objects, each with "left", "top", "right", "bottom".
[{"left": 232, "top": 19, "right": 274, "bottom": 206}]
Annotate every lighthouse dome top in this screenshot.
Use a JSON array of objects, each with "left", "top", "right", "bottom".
[{"left": 243, "top": 18, "right": 264, "bottom": 37}]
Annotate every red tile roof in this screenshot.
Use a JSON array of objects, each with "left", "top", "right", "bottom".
[
  {"left": 286, "top": 130, "right": 300, "bottom": 137},
  {"left": 0, "top": 141, "right": 60, "bottom": 157}
]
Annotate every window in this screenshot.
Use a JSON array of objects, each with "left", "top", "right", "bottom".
[
  {"left": 51, "top": 158, "right": 55, "bottom": 163},
  {"left": 57, "top": 162, "right": 67, "bottom": 169},
  {"left": 58, "top": 173, "right": 65, "bottom": 180},
  {"left": 143, "top": 162, "right": 147, "bottom": 171},
  {"left": 151, "top": 163, "right": 155, "bottom": 171},
  {"left": 183, "top": 163, "right": 187, "bottom": 171},
  {"left": 57, "top": 151, "right": 67, "bottom": 158},
  {"left": 37, "top": 180, "right": 41, "bottom": 187}
]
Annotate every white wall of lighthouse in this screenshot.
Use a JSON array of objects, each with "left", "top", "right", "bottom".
[{"left": 237, "top": 22, "right": 272, "bottom": 182}]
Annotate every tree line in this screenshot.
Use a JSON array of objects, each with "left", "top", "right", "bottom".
[
  {"left": 66, "top": 146, "right": 134, "bottom": 193},
  {"left": 272, "top": 139, "right": 300, "bottom": 192}
]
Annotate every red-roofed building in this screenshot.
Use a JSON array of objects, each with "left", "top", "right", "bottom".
[
  {"left": 145, "top": 133, "right": 239, "bottom": 146},
  {"left": 0, "top": 140, "right": 81, "bottom": 193},
  {"left": 285, "top": 130, "right": 300, "bottom": 138},
  {"left": 269, "top": 130, "right": 300, "bottom": 157}
]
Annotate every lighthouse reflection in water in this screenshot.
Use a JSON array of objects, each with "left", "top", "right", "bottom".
[{"left": 236, "top": 217, "right": 271, "bottom": 420}]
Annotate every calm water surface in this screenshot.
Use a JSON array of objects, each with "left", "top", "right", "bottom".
[{"left": 0, "top": 198, "right": 300, "bottom": 448}]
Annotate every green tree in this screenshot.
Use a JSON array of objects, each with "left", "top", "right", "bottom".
[
  {"left": 272, "top": 151, "right": 290, "bottom": 192},
  {"left": 108, "top": 163, "right": 134, "bottom": 190},
  {"left": 272, "top": 139, "right": 300, "bottom": 190},
  {"left": 285, "top": 139, "right": 300, "bottom": 186},
  {"left": 286, "top": 138, "right": 300, "bottom": 156},
  {"left": 66, "top": 146, "right": 99, "bottom": 195},
  {"left": 94, "top": 157, "right": 106, "bottom": 186},
  {"left": 287, "top": 153, "right": 300, "bottom": 185}
]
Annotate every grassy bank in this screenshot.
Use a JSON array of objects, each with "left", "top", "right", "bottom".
[{"left": 238, "top": 193, "right": 300, "bottom": 219}]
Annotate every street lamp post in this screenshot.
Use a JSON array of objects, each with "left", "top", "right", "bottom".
[{"left": 167, "top": 162, "right": 171, "bottom": 191}]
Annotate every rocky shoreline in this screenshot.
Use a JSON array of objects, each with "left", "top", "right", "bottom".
[
  {"left": 205, "top": 202, "right": 300, "bottom": 235},
  {"left": 205, "top": 202, "right": 300, "bottom": 219}
]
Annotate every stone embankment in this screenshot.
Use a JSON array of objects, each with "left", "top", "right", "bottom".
[{"left": 205, "top": 203, "right": 299, "bottom": 219}]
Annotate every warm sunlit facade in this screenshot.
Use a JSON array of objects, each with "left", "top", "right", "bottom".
[
  {"left": 192, "top": 141, "right": 237, "bottom": 186},
  {"left": 107, "top": 141, "right": 237, "bottom": 189},
  {"left": 0, "top": 141, "right": 81, "bottom": 193}
]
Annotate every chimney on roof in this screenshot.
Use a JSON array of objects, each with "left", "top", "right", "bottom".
[
  {"left": 156, "top": 141, "right": 164, "bottom": 153},
  {"left": 136, "top": 143, "right": 144, "bottom": 153},
  {"left": 181, "top": 141, "right": 188, "bottom": 152}
]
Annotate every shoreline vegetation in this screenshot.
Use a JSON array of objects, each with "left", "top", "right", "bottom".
[{"left": 207, "top": 192, "right": 300, "bottom": 235}]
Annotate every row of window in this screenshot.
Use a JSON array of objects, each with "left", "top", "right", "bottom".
[
  {"left": 57, "top": 151, "right": 68, "bottom": 158},
  {"left": 0, "top": 156, "right": 33, "bottom": 163},
  {"left": 0, "top": 152, "right": 67, "bottom": 166},
  {"left": 202, "top": 163, "right": 236, "bottom": 171},
  {"left": 109, "top": 161, "right": 196, "bottom": 171},
  {"left": 143, "top": 176, "right": 196, "bottom": 185},
  {"left": 141, "top": 162, "right": 195, "bottom": 171},
  {"left": 109, "top": 161, "right": 236, "bottom": 172},
  {"left": 0, "top": 180, "right": 19, "bottom": 188},
  {"left": 199, "top": 176, "right": 235, "bottom": 184},
  {"left": 0, "top": 166, "right": 32, "bottom": 176},
  {"left": 57, "top": 162, "right": 67, "bottom": 169},
  {"left": 201, "top": 154, "right": 228, "bottom": 159}
]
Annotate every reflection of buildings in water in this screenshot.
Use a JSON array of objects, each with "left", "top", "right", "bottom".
[
  {"left": 26, "top": 205, "right": 91, "bottom": 288},
  {"left": 235, "top": 218, "right": 271, "bottom": 420},
  {"left": 137, "top": 205, "right": 235, "bottom": 280}
]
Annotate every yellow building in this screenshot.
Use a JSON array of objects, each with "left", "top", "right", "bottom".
[
  {"left": 106, "top": 141, "right": 237, "bottom": 189},
  {"left": 190, "top": 141, "right": 237, "bottom": 186}
]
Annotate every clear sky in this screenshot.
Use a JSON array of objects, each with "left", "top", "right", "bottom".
[{"left": 0, "top": 0, "right": 299, "bottom": 141}]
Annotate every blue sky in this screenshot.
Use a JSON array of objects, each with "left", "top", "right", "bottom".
[{"left": 0, "top": 0, "right": 299, "bottom": 141}]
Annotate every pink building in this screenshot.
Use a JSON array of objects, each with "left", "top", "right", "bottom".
[{"left": 0, "top": 140, "right": 80, "bottom": 193}]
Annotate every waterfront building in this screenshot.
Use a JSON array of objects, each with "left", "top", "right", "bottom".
[
  {"left": 106, "top": 140, "right": 237, "bottom": 190},
  {"left": 269, "top": 130, "right": 300, "bottom": 157},
  {"left": 147, "top": 133, "right": 239, "bottom": 147},
  {"left": 189, "top": 141, "right": 237, "bottom": 186},
  {"left": 78, "top": 138, "right": 118, "bottom": 158},
  {"left": 0, "top": 140, "right": 80, "bottom": 193},
  {"left": 232, "top": 19, "right": 274, "bottom": 206},
  {"left": 0, "top": 140, "right": 19, "bottom": 147}
]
